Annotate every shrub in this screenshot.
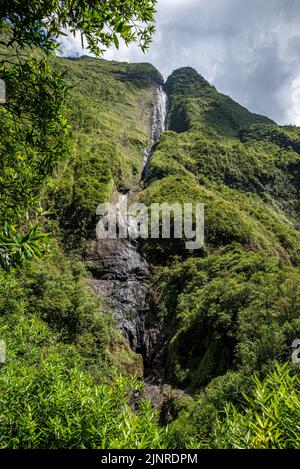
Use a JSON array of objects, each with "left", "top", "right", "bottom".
[{"left": 213, "top": 363, "right": 300, "bottom": 449}]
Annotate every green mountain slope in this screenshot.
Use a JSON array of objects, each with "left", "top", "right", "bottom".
[
  {"left": 136, "top": 67, "right": 300, "bottom": 443},
  {"left": 143, "top": 68, "right": 300, "bottom": 271},
  {"left": 1, "top": 54, "right": 300, "bottom": 448}
]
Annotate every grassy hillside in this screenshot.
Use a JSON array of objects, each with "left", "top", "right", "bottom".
[{"left": 135, "top": 67, "right": 300, "bottom": 447}]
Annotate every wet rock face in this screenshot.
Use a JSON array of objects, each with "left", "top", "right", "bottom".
[
  {"left": 86, "top": 85, "right": 168, "bottom": 377},
  {"left": 87, "top": 238, "right": 158, "bottom": 354},
  {"left": 87, "top": 238, "right": 149, "bottom": 281}
]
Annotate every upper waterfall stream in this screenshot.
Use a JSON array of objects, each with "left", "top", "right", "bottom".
[
  {"left": 142, "top": 86, "right": 168, "bottom": 180},
  {"left": 88, "top": 85, "right": 168, "bottom": 373}
]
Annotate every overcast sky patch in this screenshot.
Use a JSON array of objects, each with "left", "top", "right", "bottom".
[{"left": 61, "top": 0, "right": 300, "bottom": 125}]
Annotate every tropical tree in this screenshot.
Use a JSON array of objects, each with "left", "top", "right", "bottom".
[{"left": 0, "top": 0, "right": 157, "bottom": 55}]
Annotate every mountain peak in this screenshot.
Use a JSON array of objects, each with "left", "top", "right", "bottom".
[{"left": 165, "top": 67, "right": 214, "bottom": 96}]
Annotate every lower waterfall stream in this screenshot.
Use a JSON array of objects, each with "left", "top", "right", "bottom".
[{"left": 87, "top": 85, "right": 168, "bottom": 382}]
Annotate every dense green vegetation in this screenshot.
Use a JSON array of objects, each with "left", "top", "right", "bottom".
[
  {"left": 0, "top": 53, "right": 166, "bottom": 447},
  {"left": 136, "top": 66, "right": 300, "bottom": 447},
  {"left": 213, "top": 363, "right": 300, "bottom": 448},
  {"left": 155, "top": 246, "right": 300, "bottom": 387},
  {"left": 0, "top": 1, "right": 168, "bottom": 450},
  {"left": 44, "top": 56, "right": 163, "bottom": 246},
  {"left": 0, "top": 271, "right": 164, "bottom": 448}
]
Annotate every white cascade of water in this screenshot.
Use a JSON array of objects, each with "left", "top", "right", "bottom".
[
  {"left": 142, "top": 86, "right": 168, "bottom": 179},
  {"left": 115, "top": 85, "right": 168, "bottom": 237}
]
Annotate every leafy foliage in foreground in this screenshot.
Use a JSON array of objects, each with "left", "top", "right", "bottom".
[
  {"left": 0, "top": 313, "right": 166, "bottom": 449},
  {"left": 0, "top": 57, "right": 69, "bottom": 268},
  {"left": 0, "top": 224, "right": 48, "bottom": 269},
  {"left": 213, "top": 363, "right": 300, "bottom": 449}
]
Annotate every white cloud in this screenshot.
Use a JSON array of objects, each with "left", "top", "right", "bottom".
[{"left": 60, "top": 0, "right": 300, "bottom": 125}]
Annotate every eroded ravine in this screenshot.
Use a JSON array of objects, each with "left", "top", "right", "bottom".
[{"left": 87, "top": 85, "right": 168, "bottom": 377}]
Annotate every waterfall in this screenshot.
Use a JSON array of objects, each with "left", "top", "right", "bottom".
[
  {"left": 142, "top": 86, "right": 168, "bottom": 180},
  {"left": 89, "top": 84, "right": 169, "bottom": 357},
  {"left": 151, "top": 85, "right": 168, "bottom": 143}
]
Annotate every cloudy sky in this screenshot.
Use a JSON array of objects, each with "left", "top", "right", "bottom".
[{"left": 61, "top": 0, "right": 300, "bottom": 125}]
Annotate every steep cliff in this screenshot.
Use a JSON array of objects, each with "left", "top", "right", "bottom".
[
  {"left": 2, "top": 53, "right": 300, "bottom": 448},
  {"left": 48, "top": 59, "right": 300, "bottom": 393}
]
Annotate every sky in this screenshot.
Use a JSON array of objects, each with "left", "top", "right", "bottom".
[{"left": 61, "top": 0, "right": 300, "bottom": 125}]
